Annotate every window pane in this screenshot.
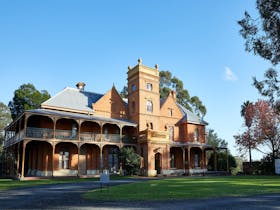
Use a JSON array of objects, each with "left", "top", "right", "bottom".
[
  {"left": 146, "top": 83, "right": 152, "bottom": 91},
  {"left": 131, "top": 84, "right": 136, "bottom": 92},
  {"left": 147, "top": 100, "right": 153, "bottom": 112}
]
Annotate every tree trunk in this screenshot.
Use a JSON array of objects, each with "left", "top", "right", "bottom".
[{"left": 249, "top": 145, "right": 252, "bottom": 174}]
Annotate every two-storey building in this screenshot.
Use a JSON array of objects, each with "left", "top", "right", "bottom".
[{"left": 4, "top": 59, "right": 226, "bottom": 178}]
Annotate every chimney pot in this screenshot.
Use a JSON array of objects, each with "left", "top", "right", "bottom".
[{"left": 76, "top": 82, "right": 86, "bottom": 91}]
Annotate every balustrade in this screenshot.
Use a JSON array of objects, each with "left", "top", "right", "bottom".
[{"left": 6, "top": 127, "right": 137, "bottom": 144}]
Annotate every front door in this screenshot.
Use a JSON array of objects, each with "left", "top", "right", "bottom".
[{"left": 155, "top": 153, "right": 162, "bottom": 174}]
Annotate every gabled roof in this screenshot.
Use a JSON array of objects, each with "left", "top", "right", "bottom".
[
  {"left": 177, "top": 103, "right": 208, "bottom": 125},
  {"left": 41, "top": 87, "right": 103, "bottom": 113}
]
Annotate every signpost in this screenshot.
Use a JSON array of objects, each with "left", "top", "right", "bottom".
[
  {"left": 275, "top": 159, "right": 280, "bottom": 175},
  {"left": 100, "top": 172, "right": 110, "bottom": 191}
]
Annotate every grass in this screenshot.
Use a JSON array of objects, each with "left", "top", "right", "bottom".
[{"left": 84, "top": 176, "right": 280, "bottom": 201}]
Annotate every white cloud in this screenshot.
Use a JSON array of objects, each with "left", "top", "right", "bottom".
[{"left": 224, "top": 66, "right": 238, "bottom": 81}]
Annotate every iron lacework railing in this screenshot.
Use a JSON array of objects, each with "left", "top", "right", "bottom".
[
  {"left": 26, "top": 127, "right": 54, "bottom": 139},
  {"left": 80, "top": 132, "right": 101, "bottom": 142},
  {"left": 122, "top": 135, "right": 137, "bottom": 144},
  {"left": 25, "top": 127, "right": 135, "bottom": 143}
]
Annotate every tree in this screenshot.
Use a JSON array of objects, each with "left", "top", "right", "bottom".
[
  {"left": 238, "top": 0, "right": 280, "bottom": 65},
  {"left": 239, "top": 101, "right": 255, "bottom": 167},
  {"left": 208, "top": 152, "right": 236, "bottom": 172},
  {"left": 159, "top": 70, "right": 206, "bottom": 117},
  {"left": 120, "top": 70, "right": 207, "bottom": 117},
  {"left": 253, "top": 68, "right": 280, "bottom": 110},
  {"left": 207, "top": 128, "right": 228, "bottom": 148},
  {"left": 120, "top": 86, "right": 128, "bottom": 98},
  {"left": 206, "top": 129, "right": 234, "bottom": 172},
  {"left": 119, "top": 147, "right": 141, "bottom": 175},
  {"left": 0, "top": 102, "right": 12, "bottom": 153},
  {"left": 8, "top": 83, "right": 50, "bottom": 120},
  {"left": 235, "top": 100, "right": 280, "bottom": 172}
]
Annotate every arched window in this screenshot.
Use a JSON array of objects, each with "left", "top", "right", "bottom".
[
  {"left": 131, "top": 84, "right": 136, "bottom": 92},
  {"left": 146, "top": 83, "right": 153, "bottom": 91},
  {"left": 194, "top": 128, "right": 199, "bottom": 142},
  {"left": 146, "top": 100, "right": 153, "bottom": 112},
  {"left": 131, "top": 101, "right": 135, "bottom": 113},
  {"left": 150, "top": 123, "right": 153, "bottom": 130}
]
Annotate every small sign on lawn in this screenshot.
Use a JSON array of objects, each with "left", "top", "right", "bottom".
[
  {"left": 100, "top": 173, "right": 110, "bottom": 184},
  {"left": 100, "top": 172, "right": 110, "bottom": 191}
]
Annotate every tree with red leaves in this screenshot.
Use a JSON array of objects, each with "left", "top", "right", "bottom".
[{"left": 235, "top": 100, "right": 280, "bottom": 172}]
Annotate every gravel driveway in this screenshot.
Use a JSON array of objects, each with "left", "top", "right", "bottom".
[{"left": 0, "top": 179, "right": 279, "bottom": 210}]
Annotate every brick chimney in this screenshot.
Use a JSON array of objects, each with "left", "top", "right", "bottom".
[
  {"left": 76, "top": 82, "right": 86, "bottom": 91},
  {"left": 170, "top": 90, "right": 176, "bottom": 100}
]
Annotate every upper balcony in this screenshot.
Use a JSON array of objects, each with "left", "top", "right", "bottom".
[{"left": 4, "top": 112, "right": 138, "bottom": 147}]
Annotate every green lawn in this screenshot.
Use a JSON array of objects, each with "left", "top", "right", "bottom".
[{"left": 84, "top": 176, "right": 280, "bottom": 201}]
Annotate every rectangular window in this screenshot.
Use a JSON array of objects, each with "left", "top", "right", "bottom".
[
  {"left": 168, "top": 126, "right": 174, "bottom": 141},
  {"left": 59, "top": 151, "right": 69, "bottom": 169},
  {"left": 146, "top": 83, "right": 153, "bottom": 91},
  {"left": 168, "top": 108, "right": 173, "bottom": 117}
]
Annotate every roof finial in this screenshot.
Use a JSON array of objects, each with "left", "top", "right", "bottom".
[
  {"left": 155, "top": 64, "right": 159, "bottom": 70},
  {"left": 138, "top": 58, "right": 142, "bottom": 65}
]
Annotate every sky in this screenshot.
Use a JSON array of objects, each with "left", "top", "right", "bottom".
[{"left": 0, "top": 0, "right": 273, "bottom": 160}]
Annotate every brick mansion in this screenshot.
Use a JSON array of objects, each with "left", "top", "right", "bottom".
[{"left": 4, "top": 59, "right": 227, "bottom": 178}]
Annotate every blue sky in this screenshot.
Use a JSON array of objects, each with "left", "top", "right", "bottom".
[{"left": 0, "top": 1, "right": 272, "bottom": 160}]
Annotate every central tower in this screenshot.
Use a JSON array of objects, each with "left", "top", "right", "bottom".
[{"left": 127, "top": 58, "right": 160, "bottom": 131}]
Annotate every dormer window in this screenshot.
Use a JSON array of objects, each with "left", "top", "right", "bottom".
[
  {"left": 146, "top": 83, "right": 153, "bottom": 91},
  {"left": 131, "top": 84, "right": 136, "bottom": 92}
]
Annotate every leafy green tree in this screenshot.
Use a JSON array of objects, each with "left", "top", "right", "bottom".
[
  {"left": 207, "top": 129, "right": 228, "bottom": 148},
  {"left": 8, "top": 83, "right": 50, "bottom": 120},
  {"left": 120, "top": 86, "right": 128, "bottom": 98},
  {"left": 238, "top": 0, "right": 280, "bottom": 65},
  {"left": 238, "top": 0, "right": 280, "bottom": 165},
  {"left": 0, "top": 102, "right": 12, "bottom": 153},
  {"left": 120, "top": 70, "right": 207, "bottom": 117},
  {"left": 120, "top": 147, "right": 140, "bottom": 175},
  {"left": 208, "top": 152, "right": 236, "bottom": 172},
  {"left": 253, "top": 69, "right": 280, "bottom": 110},
  {"left": 206, "top": 129, "right": 234, "bottom": 172},
  {"left": 159, "top": 70, "right": 206, "bottom": 117}
]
